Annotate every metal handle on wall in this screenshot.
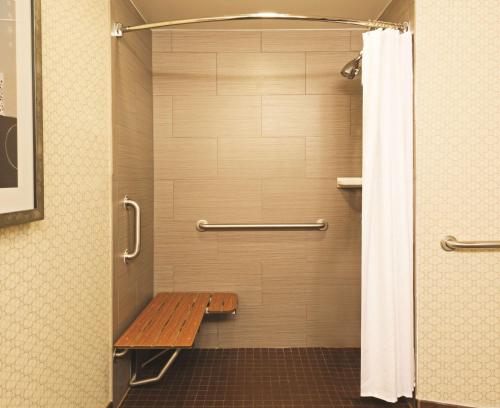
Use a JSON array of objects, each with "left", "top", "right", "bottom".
[
  {"left": 196, "top": 219, "right": 328, "bottom": 232},
  {"left": 122, "top": 196, "right": 141, "bottom": 262},
  {"left": 441, "top": 235, "right": 500, "bottom": 251}
]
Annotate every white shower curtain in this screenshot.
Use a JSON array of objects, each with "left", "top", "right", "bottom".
[{"left": 360, "top": 29, "right": 414, "bottom": 402}]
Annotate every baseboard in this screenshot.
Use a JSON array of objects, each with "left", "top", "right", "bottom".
[
  {"left": 105, "top": 386, "right": 130, "bottom": 408},
  {"left": 418, "top": 400, "right": 472, "bottom": 408}
]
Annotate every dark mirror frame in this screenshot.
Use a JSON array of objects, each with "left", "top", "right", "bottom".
[{"left": 0, "top": 0, "right": 43, "bottom": 228}]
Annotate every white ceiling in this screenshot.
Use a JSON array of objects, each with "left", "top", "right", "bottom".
[{"left": 131, "top": 0, "right": 393, "bottom": 29}]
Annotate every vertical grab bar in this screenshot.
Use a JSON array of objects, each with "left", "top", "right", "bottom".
[{"left": 122, "top": 196, "right": 141, "bottom": 263}]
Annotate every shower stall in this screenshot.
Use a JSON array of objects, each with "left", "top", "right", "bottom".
[{"left": 110, "top": 1, "right": 413, "bottom": 406}]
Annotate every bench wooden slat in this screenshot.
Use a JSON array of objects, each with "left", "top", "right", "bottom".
[
  {"left": 175, "top": 293, "right": 213, "bottom": 346},
  {"left": 153, "top": 293, "right": 204, "bottom": 347},
  {"left": 158, "top": 293, "right": 210, "bottom": 348},
  {"left": 206, "top": 293, "right": 238, "bottom": 314},
  {"left": 115, "top": 293, "right": 173, "bottom": 348},
  {"left": 116, "top": 293, "right": 184, "bottom": 349},
  {"left": 133, "top": 293, "right": 185, "bottom": 347}
]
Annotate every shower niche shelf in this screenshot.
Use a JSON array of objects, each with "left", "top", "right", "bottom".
[{"left": 337, "top": 177, "right": 362, "bottom": 189}]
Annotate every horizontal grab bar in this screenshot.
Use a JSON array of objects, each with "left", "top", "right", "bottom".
[
  {"left": 441, "top": 235, "right": 500, "bottom": 251},
  {"left": 196, "top": 219, "right": 328, "bottom": 232}
]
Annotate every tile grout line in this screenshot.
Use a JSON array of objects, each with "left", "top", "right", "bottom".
[
  {"left": 215, "top": 52, "right": 219, "bottom": 95},
  {"left": 149, "top": 30, "right": 363, "bottom": 351},
  {"left": 121, "top": 348, "right": 413, "bottom": 407},
  {"left": 304, "top": 51, "right": 307, "bottom": 95}
]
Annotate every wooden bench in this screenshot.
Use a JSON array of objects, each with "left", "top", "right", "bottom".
[
  {"left": 205, "top": 292, "right": 238, "bottom": 315},
  {"left": 114, "top": 292, "right": 237, "bottom": 386}
]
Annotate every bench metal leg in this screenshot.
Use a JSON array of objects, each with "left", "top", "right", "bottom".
[
  {"left": 130, "top": 348, "right": 181, "bottom": 387},
  {"left": 141, "top": 349, "right": 170, "bottom": 368}
]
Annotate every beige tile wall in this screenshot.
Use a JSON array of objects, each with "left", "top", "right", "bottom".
[
  {"left": 153, "top": 29, "right": 363, "bottom": 347},
  {"left": 380, "top": 0, "right": 415, "bottom": 30},
  {"left": 111, "top": 0, "right": 154, "bottom": 404}
]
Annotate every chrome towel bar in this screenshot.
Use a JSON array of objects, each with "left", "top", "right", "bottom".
[
  {"left": 196, "top": 219, "right": 328, "bottom": 232},
  {"left": 122, "top": 196, "right": 141, "bottom": 262},
  {"left": 441, "top": 235, "right": 500, "bottom": 251}
]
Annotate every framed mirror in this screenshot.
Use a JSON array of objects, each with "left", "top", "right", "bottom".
[{"left": 0, "top": 0, "right": 43, "bottom": 227}]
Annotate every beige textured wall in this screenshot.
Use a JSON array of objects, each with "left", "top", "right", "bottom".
[
  {"left": 0, "top": 1, "right": 112, "bottom": 407},
  {"left": 414, "top": 1, "right": 500, "bottom": 407},
  {"left": 153, "top": 29, "right": 363, "bottom": 347},
  {"left": 111, "top": 0, "right": 154, "bottom": 404}
]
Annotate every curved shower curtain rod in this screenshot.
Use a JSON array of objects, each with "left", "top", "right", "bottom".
[{"left": 111, "top": 12, "right": 408, "bottom": 37}]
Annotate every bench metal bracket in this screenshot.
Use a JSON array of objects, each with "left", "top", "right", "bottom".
[
  {"left": 113, "top": 348, "right": 129, "bottom": 358},
  {"left": 130, "top": 348, "right": 181, "bottom": 387},
  {"left": 141, "top": 349, "right": 170, "bottom": 369}
]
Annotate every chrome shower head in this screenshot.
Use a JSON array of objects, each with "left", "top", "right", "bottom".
[{"left": 341, "top": 53, "right": 362, "bottom": 79}]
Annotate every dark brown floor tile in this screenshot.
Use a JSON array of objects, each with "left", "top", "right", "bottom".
[{"left": 121, "top": 348, "right": 412, "bottom": 408}]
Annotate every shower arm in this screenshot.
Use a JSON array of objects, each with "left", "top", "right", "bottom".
[{"left": 111, "top": 12, "right": 408, "bottom": 37}]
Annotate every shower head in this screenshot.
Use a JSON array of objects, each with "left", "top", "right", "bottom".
[{"left": 340, "top": 53, "right": 362, "bottom": 79}]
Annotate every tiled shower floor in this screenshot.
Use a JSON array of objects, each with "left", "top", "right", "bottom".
[{"left": 121, "top": 348, "right": 412, "bottom": 408}]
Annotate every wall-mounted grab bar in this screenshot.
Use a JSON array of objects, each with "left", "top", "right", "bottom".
[
  {"left": 123, "top": 196, "right": 141, "bottom": 262},
  {"left": 196, "top": 219, "right": 328, "bottom": 232},
  {"left": 441, "top": 235, "right": 500, "bottom": 251}
]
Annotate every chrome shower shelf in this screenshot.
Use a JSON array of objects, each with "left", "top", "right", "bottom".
[{"left": 337, "top": 177, "right": 362, "bottom": 189}]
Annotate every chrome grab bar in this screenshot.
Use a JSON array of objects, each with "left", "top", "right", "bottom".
[
  {"left": 196, "top": 219, "right": 328, "bottom": 232},
  {"left": 122, "top": 196, "right": 141, "bottom": 262},
  {"left": 441, "top": 235, "right": 500, "bottom": 251}
]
